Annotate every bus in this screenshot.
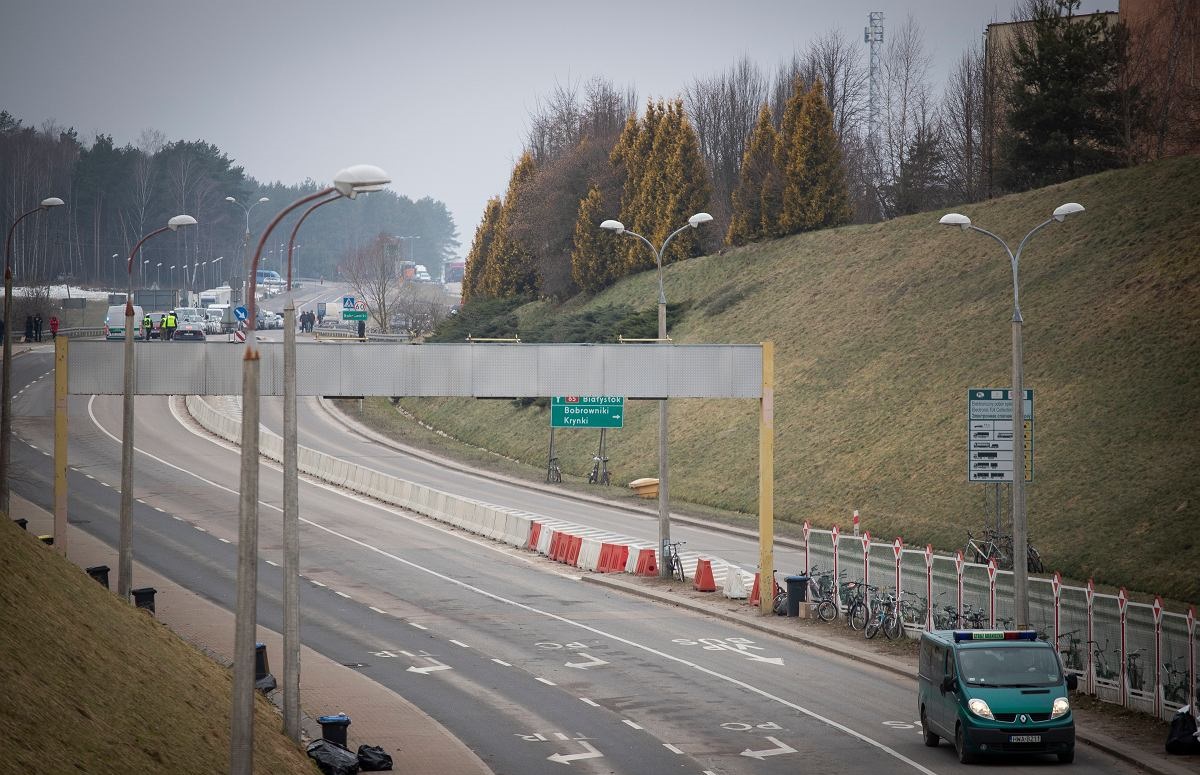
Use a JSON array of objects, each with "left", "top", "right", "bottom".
[{"left": 256, "top": 269, "right": 283, "bottom": 287}]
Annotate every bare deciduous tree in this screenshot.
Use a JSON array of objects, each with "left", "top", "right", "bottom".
[
  {"left": 941, "top": 45, "right": 985, "bottom": 204},
  {"left": 341, "top": 233, "right": 403, "bottom": 333},
  {"left": 873, "top": 15, "right": 934, "bottom": 217}
]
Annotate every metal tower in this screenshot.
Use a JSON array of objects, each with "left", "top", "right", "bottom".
[{"left": 864, "top": 11, "right": 884, "bottom": 147}]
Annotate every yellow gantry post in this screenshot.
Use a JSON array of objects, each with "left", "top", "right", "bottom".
[
  {"left": 759, "top": 341, "right": 774, "bottom": 615},
  {"left": 54, "top": 335, "right": 68, "bottom": 555}
]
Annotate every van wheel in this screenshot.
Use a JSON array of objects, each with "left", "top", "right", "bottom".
[
  {"left": 955, "top": 724, "right": 975, "bottom": 764},
  {"left": 920, "top": 707, "right": 939, "bottom": 747},
  {"left": 1057, "top": 747, "right": 1074, "bottom": 764}
]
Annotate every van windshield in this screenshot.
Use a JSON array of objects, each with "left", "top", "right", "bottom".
[{"left": 957, "top": 646, "right": 1062, "bottom": 687}]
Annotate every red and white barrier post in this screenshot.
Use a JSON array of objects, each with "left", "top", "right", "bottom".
[
  {"left": 924, "top": 544, "right": 934, "bottom": 631},
  {"left": 861, "top": 531, "right": 871, "bottom": 592},
  {"left": 987, "top": 559, "right": 998, "bottom": 628},
  {"left": 1051, "top": 572, "right": 1062, "bottom": 656},
  {"left": 802, "top": 520, "right": 810, "bottom": 574},
  {"left": 1153, "top": 596, "right": 1163, "bottom": 719},
  {"left": 1188, "top": 606, "right": 1196, "bottom": 712},
  {"left": 832, "top": 525, "right": 841, "bottom": 611},
  {"left": 1118, "top": 587, "right": 1129, "bottom": 707},
  {"left": 1086, "top": 578, "right": 1096, "bottom": 694},
  {"left": 893, "top": 538, "right": 904, "bottom": 612},
  {"left": 955, "top": 551, "right": 965, "bottom": 629},
  {"left": 852, "top": 509, "right": 860, "bottom": 537}
]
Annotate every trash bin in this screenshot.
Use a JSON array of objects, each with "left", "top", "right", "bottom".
[
  {"left": 785, "top": 575, "right": 809, "bottom": 617},
  {"left": 318, "top": 713, "right": 351, "bottom": 748},
  {"left": 86, "top": 565, "right": 110, "bottom": 589},
  {"left": 131, "top": 586, "right": 157, "bottom": 615}
]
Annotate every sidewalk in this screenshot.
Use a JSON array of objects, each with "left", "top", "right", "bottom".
[
  {"left": 584, "top": 572, "right": 1197, "bottom": 775},
  {"left": 9, "top": 494, "right": 492, "bottom": 775}
]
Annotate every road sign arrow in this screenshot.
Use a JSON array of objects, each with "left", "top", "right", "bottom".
[
  {"left": 563, "top": 653, "right": 609, "bottom": 670},
  {"left": 740, "top": 736, "right": 797, "bottom": 760},
  {"left": 547, "top": 741, "right": 603, "bottom": 764},
  {"left": 406, "top": 663, "right": 452, "bottom": 675},
  {"left": 738, "top": 652, "right": 785, "bottom": 665}
]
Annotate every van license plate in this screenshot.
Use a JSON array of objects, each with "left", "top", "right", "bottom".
[{"left": 1009, "top": 735, "right": 1041, "bottom": 743}]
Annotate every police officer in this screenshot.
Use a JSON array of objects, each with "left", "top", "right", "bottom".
[
  {"left": 142, "top": 312, "right": 153, "bottom": 340},
  {"left": 164, "top": 310, "right": 177, "bottom": 341}
]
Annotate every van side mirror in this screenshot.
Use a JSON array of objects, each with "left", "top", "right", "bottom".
[
  {"left": 1066, "top": 673, "right": 1078, "bottom": 691},
  {"left": 941, "top": 675, "right": 956, "bottom": 694}
]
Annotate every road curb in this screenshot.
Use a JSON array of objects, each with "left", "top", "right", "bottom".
[{"left": 582, "top": 574, "right": 1191, "bottom": 775}]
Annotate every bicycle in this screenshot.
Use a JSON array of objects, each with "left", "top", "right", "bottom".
[
  {"left": 1127, "top": 648, "right": 1146, "bottom": 693},
  {"left": 842, "top": 581, "right": 873, "bottom": 631},
  {"left": 809, "top": 566, "right": 843, "bottom": 622},
  {"left": 664, "top": 540, "right": 686, "bottom": 582},
  {"left": 864, "top": 588, "right": 902, "bottom": 640},
  {"left": 546, "top": 456, "right": 562, "bottom": 484},
  {"left": 1054, "top": 629, "right": 1085, "bottom": 672},
  {"left": 1162, "top": 658, "right": 1191, "bottom": 705},
  {"left": 1090, "top": 639, "right": 1119, "bottom": 682},
  {"left": 587, "top": 455, "right": 610, "bottom": 486},
  {"left": 964, "top": 530, "right": 1007, "bottom": 567}
]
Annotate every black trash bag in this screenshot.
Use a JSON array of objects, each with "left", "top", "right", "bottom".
[
  {"left": 357, "top": 744, "right": 393, "bottom": 771},
  {"left": 306, "top": 739, "right": 360, "bottom": 775},
  {"left": 1166, "top": 706, "right": 1200, "bottom": 755}
]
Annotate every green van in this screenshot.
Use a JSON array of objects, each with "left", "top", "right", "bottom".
[{"left": 918, "top": 629, "right": 1077, "bottom": 764}]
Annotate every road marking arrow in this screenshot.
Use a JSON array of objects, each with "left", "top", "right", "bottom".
[
  {"left": 564, "top": 653, "right": 609, "bottom": 670},
  {"left": 547, "top": 741, "right": 603, "bottom": 764},
  {"left": 406, "top": 659, "right": 452, "bottom": 675},
  {"left": 740, "top": 736, "right": 797, "bottom": 760},
  {"left": 738, "top": 652, "right": 785, "bottom": 666}
]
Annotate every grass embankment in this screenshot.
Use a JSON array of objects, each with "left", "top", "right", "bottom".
[
  {"left": 0, "top": 520, "right": 316, "bottom": 774},
  {"left": 376, "top": 157, "right": 1199, "bottom": 601}
]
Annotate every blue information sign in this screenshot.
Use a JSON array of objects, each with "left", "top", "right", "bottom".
[{"left": 234, "top": 306, "right": 248, "bottom": 321}]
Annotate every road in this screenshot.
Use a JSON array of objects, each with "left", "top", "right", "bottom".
[{"left": 5, "top": 348, "right": 1137, "bottom": 774}]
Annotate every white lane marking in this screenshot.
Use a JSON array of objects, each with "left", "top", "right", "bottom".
[
  {"left": 265, "top": 560, "right": 278, "bottom": 566},
  {"left": 335, "top": 591, "right": 351, "bottom": 599},
  {"left": 100, "top": 481, "right": 111, "bottom": 487},
  {"left": 409, "top": 622, "right": 427, "bottom": 630},
  {"left": 194, "top": 526, "right": 207, "bottom": 532},
  {"left": 741, "top": 736, "right": 797, "bottom": 760},
  {"left": 369, "top": 606, "right": 387, "bottom": 614},
  {"left": 536, "top": 677, "right": 556, "bottom": 686},
  {"left": 579, "top": 697, "right": 599, "bottom": 707},
  {"left": 547, "top": 741, "right": 602, "bottom": 765},
  {"left": 564, "top": 653, "right": 608, "bottom": 670},
  {"left": 85, "top": 473, "right": 95, "bottom": 479},
  {"left": 219, "top": 538, "right": 231, "bottom": 544},
  {"left": 663, "top": 744, "right": 684, "bottom": 754},
  {"left": 310, "top": 580, "right": 326, "bottom": 588},
  {"left": 89, "top": 395, "right": 932, "bottom": 773},
  {"left": 450, "top": 639, "right": 470, "bottom": 648},
  {"left": 407, "top": 663, "right": 453, "bottom": 675},
  {"left": 153, "top": 507, "right": 165, "bottom": 512},
  {"left": 172, "top": 516, "right": 183, "bottom": 521},
  {"left": 622, "top": 719, "right": 643, "bottom": 730},
  {"left": 492, "top": 658, "right": 512, "bottom": 667}
]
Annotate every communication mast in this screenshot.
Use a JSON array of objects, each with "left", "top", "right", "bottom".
[{"left": 864, "top": 11, "right": 884, "bottom": 148}]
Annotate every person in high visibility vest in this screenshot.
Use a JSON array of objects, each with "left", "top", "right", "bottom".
[
  {"left": 164, "top": 310, "right": 177, "bottom": 341},
  {"left": 142, "top": 313, "right": 153, "bottom": 340}
]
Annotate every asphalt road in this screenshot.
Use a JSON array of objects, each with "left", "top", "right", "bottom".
[{"left": 5, "top": 349, "right": 1138, "bottom": 774}]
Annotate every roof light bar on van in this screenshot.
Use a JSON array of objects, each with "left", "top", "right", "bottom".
[{"left": 953, "top": 630, "right": 1038, "bottom": 642}]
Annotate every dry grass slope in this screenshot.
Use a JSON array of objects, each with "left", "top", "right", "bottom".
[
  {"left": 395, "top": 156, "right": 1200, "bottom": 601},
  {"left": 0, "top": 520, "right": 316, "bottom": 774}
]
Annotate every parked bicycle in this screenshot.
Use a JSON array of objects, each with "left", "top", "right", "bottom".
[
  {"left": 664, "top": 540, "right": 686, "bottom": 582},
  {"left": 1090, "top": 639, "right": 1119, "bottom": 682},
  {"left": 842, "top": 581, "right": 873, "bottom": 631},
  {"left": 587, "top": 454, "right": 610, "bottom": 485},
  {"left": 1162, "top": 658, "right": 1191, "bottom": 705},
  {"left": 809, "top": 566, "right": 843, "bottom": 622},
  {"left": 546, "top": 456, "right": 562, "bottom": 483},
  {"left": 1053, "top": 629, "right": 1085, "bottom": 673},
  {"left": 1127, "top": 648, "right": 1146, "bottom": 693},
  {"left": 864, "top": 588, "right": 902, "bottom": 640},
  {"left": 963, "top": 528, "right": 1044, "bottom": 573}
]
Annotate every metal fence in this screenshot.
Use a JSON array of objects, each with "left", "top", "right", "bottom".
[{"left": 797, "top": 522, "right": 1197, "bottom": 720}]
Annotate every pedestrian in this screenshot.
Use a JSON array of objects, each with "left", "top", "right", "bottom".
[
  {"left": 357, "top": 319, "right": 366, "bottom": 340},
  {"left": 24, "top": 315, "right": 34, "bottom": 343},
  {"left": 142, "top": 312, "right": 153, "bottom": 340},
  {"left": 164, "top": 310, "right": 177, "bottom": 341},
  {"left": 33, "top": 314, "right": 42, "bottom": 342},
  {"left": 49, "top": 315, "right": 59, "bottom": 340}
]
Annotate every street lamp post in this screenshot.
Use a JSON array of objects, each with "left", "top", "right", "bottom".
[
  {"left": 226, "top": 195, "right": 270, "bottom": 306},
  {"left": 2, "top": 196, "right": 65, "bottom": 515},
  {"left": 111, "top": 253, "right": 119, "bottom": 287},
  {"left": 118, "top": 215, "right": 197, "bottom": 600},
  {"left": 230, "top": 165, "right": 389, "bottom": 775},
  {"left": 939, "top": 202, "right": 1084, "bottom": 629},
  {"left": 210, "top": 256, "right": 223, "bottom": 288},
  {"left": 599, "top": 212, "right": 713, "bottom": 578}
]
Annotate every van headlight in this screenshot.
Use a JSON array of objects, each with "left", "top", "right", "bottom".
[
  {"left": 1051, "top": 697, "right": 1070, "bottom": 719},
  {"left": 967, "top": 698, "right": 994, "bottom": 720}
]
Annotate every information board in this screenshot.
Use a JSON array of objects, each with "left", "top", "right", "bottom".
[
  {"left": 967, "top": 388, "right": 1033, "bottom": 483},
  {"left": 551, "top": 396, "right": 624, "bottom": 428}
]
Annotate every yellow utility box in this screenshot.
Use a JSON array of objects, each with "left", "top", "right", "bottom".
[{"left": 629, "top": 478, "right": 659, "bottom": 499}]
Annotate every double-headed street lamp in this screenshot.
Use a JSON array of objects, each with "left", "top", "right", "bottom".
[
  {"left": 938, "top": 202, "right": 1084, "bottom": 629},
  {"left": 230, "top": 165, "right": 389, "bottom": 773},
  {"left": 2, "top": 196, "right": 65, "bottom": 515},
  {"left": 118, "top": 215, "right": 198, "bottom": 601},
  {"left": 599, "top": 212, "right": 713, "bottom": 578},
  {"left": 226, "top": 195, "right": 270, "bottom": 304}
]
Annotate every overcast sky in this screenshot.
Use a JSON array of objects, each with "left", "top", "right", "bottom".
[{"left": 1, "top": 1, "right": 1112, "bottom": 255}]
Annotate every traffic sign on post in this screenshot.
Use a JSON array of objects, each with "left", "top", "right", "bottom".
[
  {"left": 234, "top": 306, "right": 248, "bottom": 321},
  {"left": 551, "top": 396, "right": 624, "bottom": 428},
  {"left": 342, "top": 295, "right": 355, "bottom": 310},
  {"left": 342, "top": 310, "right": 367, "bottom": 321},
  {"left": 967, "top": 388, "right": 1033, "bottom": 483}
]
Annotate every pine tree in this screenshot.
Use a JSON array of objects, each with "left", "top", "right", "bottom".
[
  {"left": 615, "top": 100, "right": 664, "bottom": 272},
  {"left": 727, "top": 103, "right": 778, "bottom": 245},
  {"left": 659, "top": 99, "right": 712, "bottom": 265},
  {"left": 771, "top": 76, "right": 807, "bottom": 236},
  {"left": 463, "top": 197, "right": 501, "bottom": 302},
  {"left": 571, "top": 186, "right": 616, "bottom": 293},
  {"left": 482, "top": 152, "right": 539, "bottom": 298},
  {"left": 777, "top": 81, "right": 852, "bottom": 235}
]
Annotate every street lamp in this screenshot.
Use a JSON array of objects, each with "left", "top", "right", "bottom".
[
  {"left": 230, "top": 164, "right": 389, "bottom": 773},
  {"left": 226, "top": 195, "right": 270, "bottom": 305},
  {"left": 599, "top": 211, "right": 712, "bottom": 578},
  {"left": 111, "top": 253, "right": 119, "bottom": 287},
  {"left": 938, "top": 202, "right": 1083, "bottom": 629},
  {"left": 1, "top": 196, "right": 64, "bottom": 516},
  {"left": 118, "top": 215, "right": 197, "bottom": 602},
  {"left": 210, "top": 256, "right": 223, "bottom": 288}
]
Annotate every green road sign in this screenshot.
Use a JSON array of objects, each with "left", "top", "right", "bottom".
[
  {"left": 551, "top": 395, "right": 624, "bottom": 428},
  {"left": 343, "top": 310, "right": 368, "bottom": 321}
]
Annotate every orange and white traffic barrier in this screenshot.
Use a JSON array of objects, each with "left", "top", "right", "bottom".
[
  {"left": 693, "top": 559, "right": 717, "bottom": 592},
  {"left": 633, "top": 548, "right": 658, "bottom": 576}
]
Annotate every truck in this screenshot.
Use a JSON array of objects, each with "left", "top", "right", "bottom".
[
  {"left": 442, "top": 259, "right": 465, "bottom": 301},
  {"left": 198, "top": 285, "right": 232, "bottom": 308}
]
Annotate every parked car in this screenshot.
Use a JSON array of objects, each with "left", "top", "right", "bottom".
[{"left": 172, "top": 321, "right": 206, "bottom": 342}]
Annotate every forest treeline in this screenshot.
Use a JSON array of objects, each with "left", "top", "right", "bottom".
[
  {"left": 464, "top": 0, "right": 1198, "bottom": 303},
  {"left": 0, "top": 118, "right": 458, "bottom": 290}
]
